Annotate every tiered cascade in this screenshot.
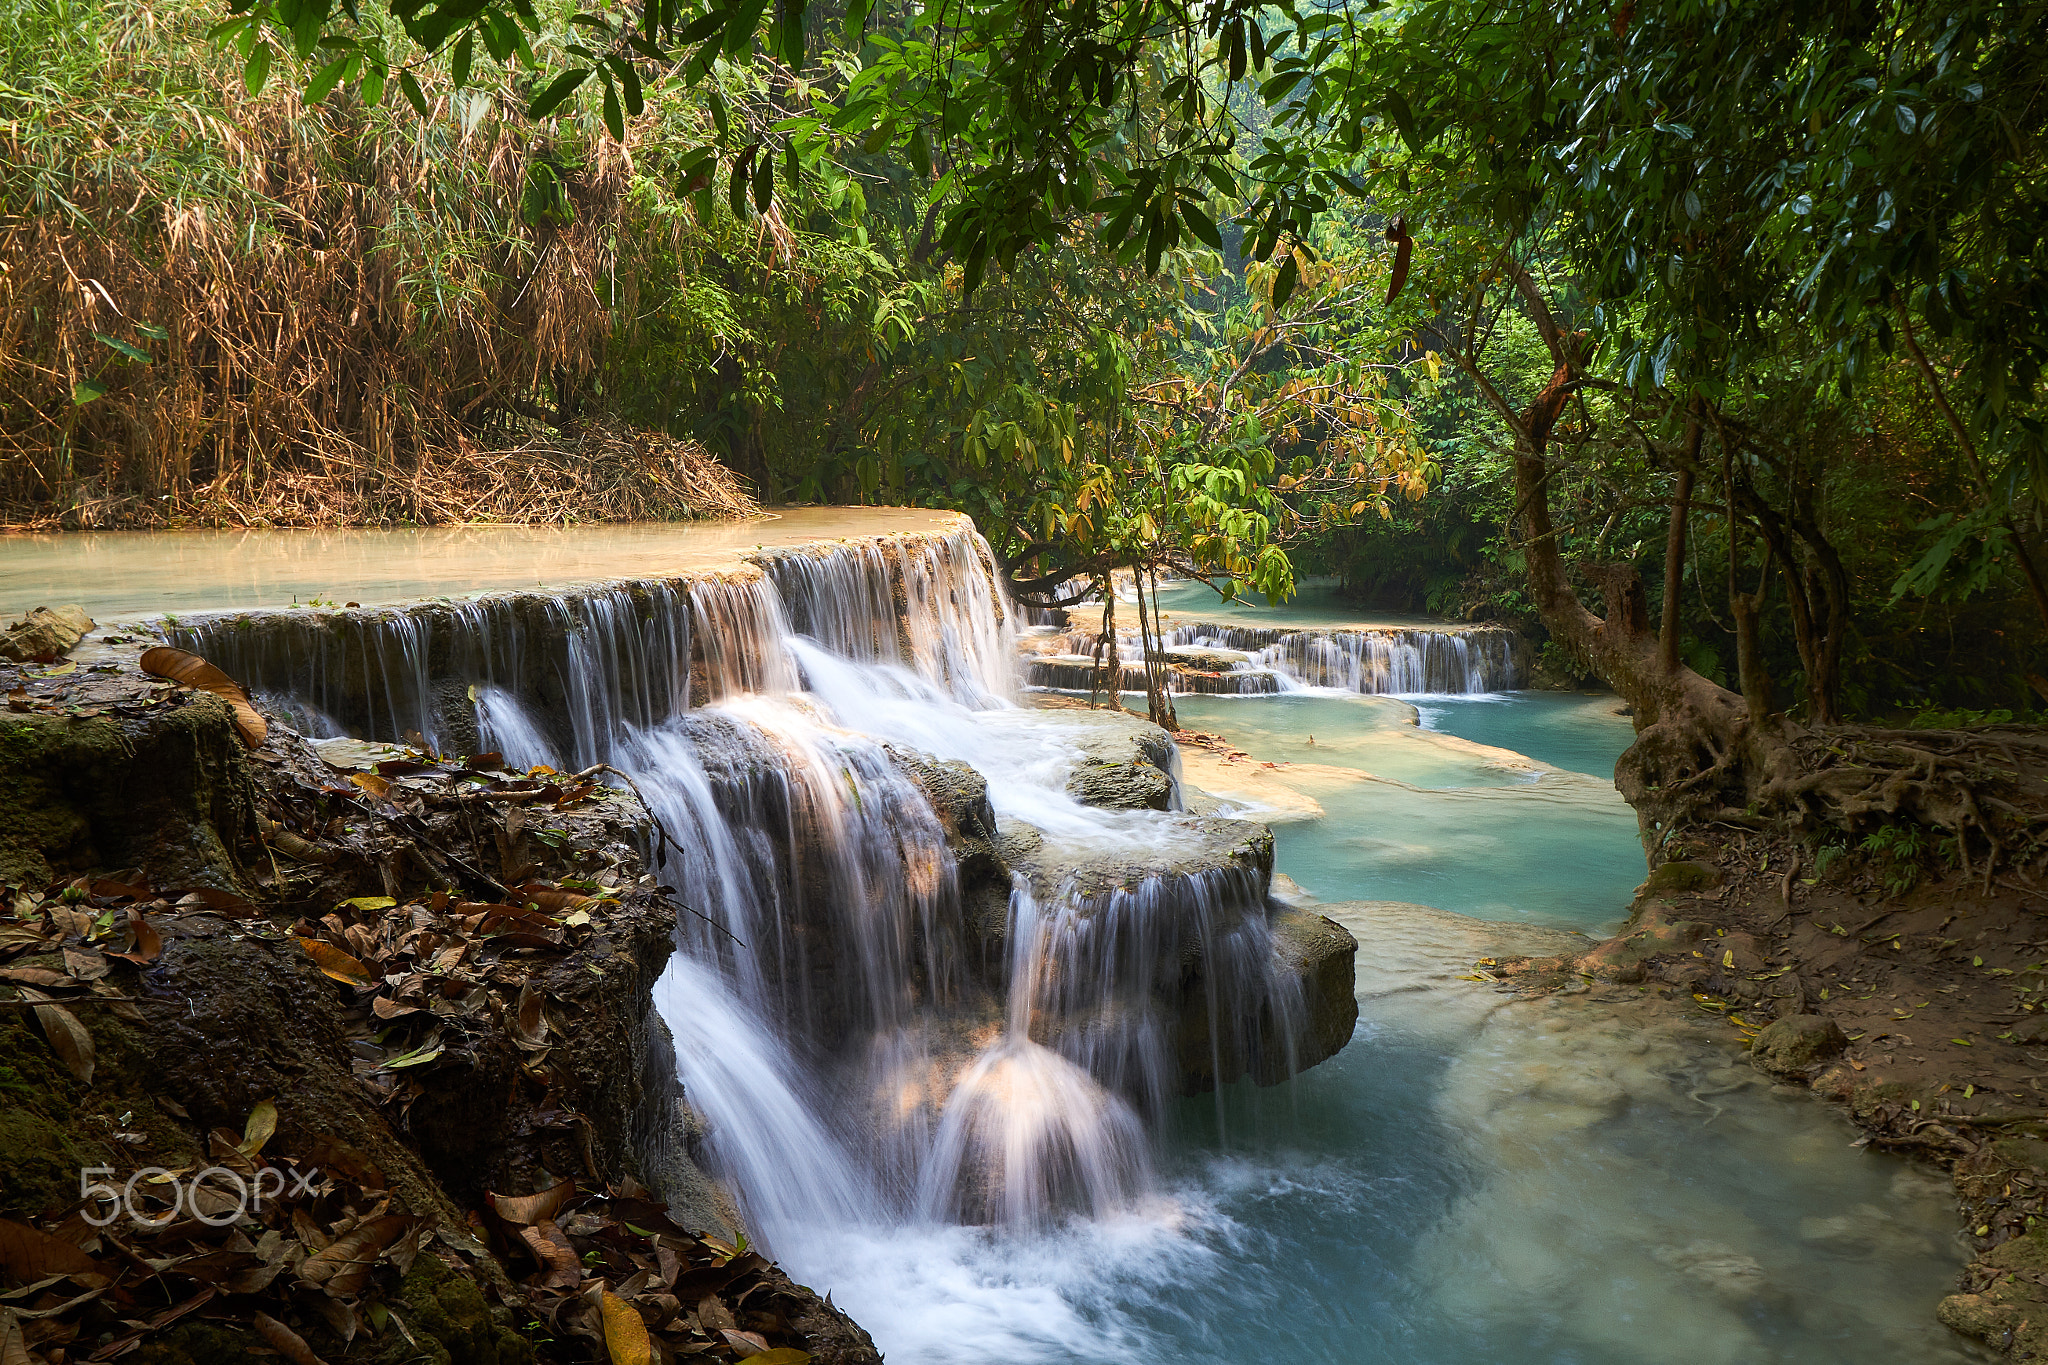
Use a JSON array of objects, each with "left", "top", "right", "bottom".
[
  {"left": 164, "top": 524, "right": 1351, "bottom": 1248},
  {"left": 1022, "top": 619, "right": 1523, "bottom": 696}
]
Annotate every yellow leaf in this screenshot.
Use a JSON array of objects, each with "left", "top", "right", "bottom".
[
  {"left": 601, "top": 1291, "right": 652, "bottom": 1365},
  {"left": 343, "top": 897, "right": 398, "bottom": 913},
  {"left": 1722, "top": 950, "right": 1735, "bottom": 968},
  {"left": 242, "top": 1098, "right": 278, "bottom": 1156},
  {"left": 294, "top": 937, "right": 374, "bottom": 987},
  {"left": 349, "top": 773, "right": 391, "bottom": 801}
]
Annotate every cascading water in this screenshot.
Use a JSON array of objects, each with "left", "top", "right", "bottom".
[
  {"left": 167, "top": 528, "right": 1326, "bottom": 1276},
  {"left": 1022, "top": 620, "right": 1523, "bottom": 696},
  {"left": 102, "top": 516, "right": 1982, "bottom": 1365}
]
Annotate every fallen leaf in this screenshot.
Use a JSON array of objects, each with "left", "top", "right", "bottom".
[
  {"left": 104, "top": 908, "right": 163, "bottom": 965},
  {"left": 343, "top": 896, "right": 397, "bottom": 914},
  {"left": 512, "top": 979, "right": 549, "bottom": 1049},
  {"left": 370, "top": 996, "right": 426, "bottom": 1021},
  {"left": 746, "top": 1351, "right": 813, "bottom": 1365},
  {"left": 299, "top": 1214, "right": 414, "bottom": 1297},
  {"left": 0, "top": 1306, "right": 25, "bottom": 1365},
  {"left": 172, "top": 887, "right": 260, "bottom": 917},
  {"left": 602, "top": 1290, "right": 653, "bottom": 1365},
  {"left": 0, "top": 967, "right": 72, "bottom": 989},
  {"left": 4, "top": 690, "right": 25, "bottom": 714},
  {"left": 721, "top": 1329, "right": 772, "bottom": 1357},
  {"left": 697, "top": 1296, "right": 736, "bottom": 1333},
  {"left": 489, "top": 1180, "right": 576, "bottom": 1227},
  {"left": 0, "top": 1219, "right": 100, "bottom": 1284},
  {"left": 295, "top": 938, "right": 373, "bottom": 988},
  {"left": 252, "top": 1311, "right": 328, "bottom": 1365},
  {"left": 242, "top": 1099, "right": 279, "bottom": 1157},
  {"left": 18, "top": 989, "right": 93, "bottom": 1084},
  {"left": 138, "top": 646, "right": 267, "bottom": 747},
  {"left": 518, "top": 1220, "right": 583, "bottom": 1289},
  {"left": 62, "top": 942, "right": 110, "bottom": 982},
  {"left": 349, "top": 773, "right": 392, "bottom": 802}
]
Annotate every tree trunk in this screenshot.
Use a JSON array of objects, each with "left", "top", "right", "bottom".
[{"left": 1132, "top": 566, "right": 1178, "bottom": 731}]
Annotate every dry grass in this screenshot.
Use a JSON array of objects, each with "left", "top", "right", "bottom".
[
  {"left": 7, "top": 418, "right": 755, "bottom": 529},
  {"left": 0, "top": 0, "right": 755, "bottom": 529}
]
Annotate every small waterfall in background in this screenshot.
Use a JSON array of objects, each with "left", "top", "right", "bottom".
[
  {"left": 165, "top": 527, "right": 1303, "bottom": 1263},
  {"left": 1022, "top": 619, "right": 1523, "bottom": 696}
]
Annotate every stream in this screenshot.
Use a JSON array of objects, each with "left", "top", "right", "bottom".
[{"left": 28, "top": 523, "right": 1982, "bottom": 1365}]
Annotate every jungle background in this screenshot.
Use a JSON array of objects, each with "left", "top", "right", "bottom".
[{"left": 1, "top": 0, "right": 2041, "bottom": 728}]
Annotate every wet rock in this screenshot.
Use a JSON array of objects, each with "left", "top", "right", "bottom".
[
  {"left": 1580, "top": 907, "right": 1709, "bottom": 981},
  {"left": 1010, "top": 815, "right": 1274, "bottom": 900},
  {"left": 1266, "top": 907, "right": 1360, "bottom": 1074},
  {"left": 1068, "top": 759, "right": 1175, "bottom": 810},
  {"left": 1749, "top": 1014, "right": 1848, "bottom": 1078},
  {"left": 0, "top": 604, "right": 93, "bottom": 662},
  {"left": 1649, "top": 1240, "right": 1767, "bottom": 1301},
  {"left": 0, "top": 693, "right": 256, "bottom": 888}
]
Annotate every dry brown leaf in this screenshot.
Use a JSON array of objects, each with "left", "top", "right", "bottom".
[
  {"left": 489, "top": 1179, "right": 576, "bottom": 1227},
  {"left": 512, "top": 979, "right": 548, "bottom": 1049},
  {"left": 370, "top": 996, "right": 426, "bottom": 1021},
  {"left": 104, "top": 909, "right": 162, "bottom": 965},
  {"left": 518, "top": 1221, "right": 583, "bottom": 1289},
  {"left": 252, "top": 1311, "right": 328, "bottom": 1365},
  {"left": 601, "top": 1290, "right": 653, "bottom": 1365},
  {"left": 295, "top": 937, "right": 373, "bottom": 988},
  {"left": 743, "top": 1352, "right": 812, "bottom": 1365},
  {"left": 299, "top": 1214, "right": 414, "bottom": 1297},
  {"left": 18, "top": 989, "right": 93, "bottom": 1085},
  {"left": 306, "top": 1293, "right": 359, "bottom": 1347},
  {"left": 721, "top": 1329, "right": 771, "bottom": 1357},
  {"left": 0, "top": 967, "right": 71, "bottom": 989},
  {"left": 0, "top": 1219, "right": 100, "bottom": 1284},
  {"left": 0, "top": 1308, "right": 24, "bottom": 1365},
  {"left": 138, "top": 647, "right": 268, "bottom": 747},
  {"left": 292, "top": 1207, "right": 332, "bottom": 1253},
  {"left": 61, "top": 943, "right": 110, "bottom": 982},
  {"left": 697, "top": 1296, "right": 736, "bottom": 1333},
  {"left": 171, "top": 886, "right": 260, "bottom": 917},
  {"left": 517, "top": 887, "right": 595, "bottom": 914}
]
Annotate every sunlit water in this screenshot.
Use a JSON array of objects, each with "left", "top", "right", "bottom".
[{"left": 1171, "top": 690, "right": 1646, "bottom": 925}]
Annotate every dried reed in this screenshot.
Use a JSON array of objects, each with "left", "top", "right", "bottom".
[{"left": 0, "top": 0, "right": 756, "bottom": 529}]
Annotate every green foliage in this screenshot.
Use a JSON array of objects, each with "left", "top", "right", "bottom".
[{"left": 1861, "top": 823, "right": 1929, "bottom": 898}]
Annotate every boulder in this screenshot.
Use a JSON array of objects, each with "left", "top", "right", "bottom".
[
  {"left": 1068, "top": 759, "right": 1175, "bottom": 810},
  {"left": 0, "top": 604, "right": 93, "bottom": 662},
  {"left": 1749, "top": 1014, "right": 1848, "bottom": 1078},
  {"left": 1641, "top": 858, "right": 1724, "bottom": 896}
]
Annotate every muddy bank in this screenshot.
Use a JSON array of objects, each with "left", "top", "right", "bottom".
[{"left": 0, "top": 649, "right": 876, "bottom": 1365}]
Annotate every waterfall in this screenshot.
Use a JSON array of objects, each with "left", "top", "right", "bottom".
[
  {"left": 1023, "top": 620, "right": 1523, "bottom": 696},
  {"left": 166, "top": 523, "right": 1327, "bottom": 1257}
]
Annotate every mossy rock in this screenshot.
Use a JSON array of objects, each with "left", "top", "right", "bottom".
[
  {"left": 1641, "top": 859, "right": 1724, "bottom": 897},
  {"left": 1749, "top": 1014, "right": 1848, "bottom": 1078},
  {"left": 0, "top": 695, "right": 254, "bottom": 889},
  {"left": 388, "top": 1254, "right": 535, "bottom": 1365},
  {"left": 1066, "top": 759, "right": 1174, "bottom": 811}
]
